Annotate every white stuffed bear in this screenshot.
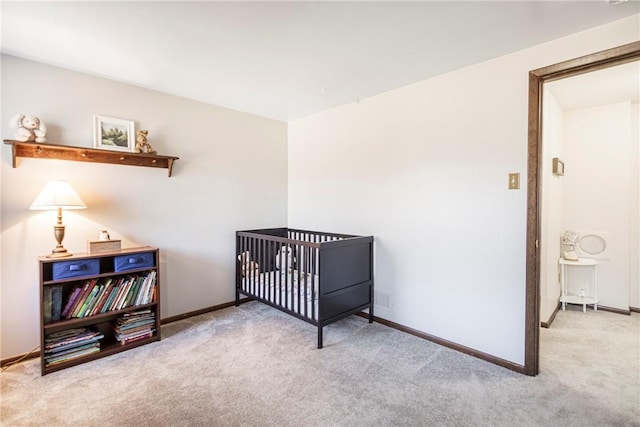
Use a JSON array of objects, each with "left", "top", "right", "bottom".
[
  {"left": 9, "top": 114, "right": 47, "bottom": 143},
  {"left": 238, "top": 251, "right": 259, "bottom": 278}
]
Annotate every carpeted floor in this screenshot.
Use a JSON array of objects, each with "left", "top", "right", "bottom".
[{"left": 1, "top": 301, "right": 638, "bottom": 426}]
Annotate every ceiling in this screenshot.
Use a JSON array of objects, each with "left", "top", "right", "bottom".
[{"left": 2, "top": 1, "right": 639, "bottom": 122}]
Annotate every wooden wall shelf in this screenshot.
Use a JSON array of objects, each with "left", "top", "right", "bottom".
[{"left": 4, "top": 140, "right": 179, "bottom": 177}]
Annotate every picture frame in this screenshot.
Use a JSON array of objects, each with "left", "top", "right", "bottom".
[
  {"left": 552, "top": 157, "right": 564, "bottom": 176},
  {"left": 93, "top": 115, "right": 135, "bottom": 152}
]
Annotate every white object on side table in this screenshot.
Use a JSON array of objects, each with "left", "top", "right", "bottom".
[{"left": 559, "top": 257, "right": 599, "bottom": 313}]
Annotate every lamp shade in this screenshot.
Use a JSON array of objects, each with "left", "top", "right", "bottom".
[{"left": 30, "top": 181, "right": 87, "bottom": 210}]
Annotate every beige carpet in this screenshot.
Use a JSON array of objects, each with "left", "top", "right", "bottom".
[{"left": 1, "top": 301, "right": 638, "bottom": 426}]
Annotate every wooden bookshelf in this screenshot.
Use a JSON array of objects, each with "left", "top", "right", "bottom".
[
  {"left": 4, "top": 140, "right": 179, "bottom": 177},
  {"left": 39, "top": 247, "right": 161, "bottom": 375}
]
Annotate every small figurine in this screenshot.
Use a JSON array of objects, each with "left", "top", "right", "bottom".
[
  {"left": 98, "top": 230, "right": 111, "bottom": 241},
  {"left": 9, "top": 114, "right": 47, "bottom": 143},
  {"left": 134, "top": 129, "right": 156, "bottom": 154}
]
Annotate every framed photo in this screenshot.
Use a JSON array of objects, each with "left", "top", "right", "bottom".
[
  {"left": 93, "top": 115, "right": 135, "bottom": 152},
  {"left": 552, "top": 157, "right": 564, "bottom": 176}
]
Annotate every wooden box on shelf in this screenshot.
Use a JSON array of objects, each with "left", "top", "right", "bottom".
[
  {"left": 87, "top": 239, "right": 122, "bottom": 254},
  {"left": 39, "top": 246, "right": 161, "bottom": 375}
]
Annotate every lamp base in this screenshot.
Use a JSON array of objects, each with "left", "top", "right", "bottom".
[
  {"left": 46, "top": 252, "right": 73, "bottom": 258},
  {"left": 46, "top": 247, "right": 73, "bottom": 258},
  {"left": 48, "top": 220, "right": 73, "bottom": 258}
]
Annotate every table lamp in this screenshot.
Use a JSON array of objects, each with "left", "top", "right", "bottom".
[
  {"left": 30, "top": 181, "right": 87, "bottom": 258},
  {"left": 561, "top": 230, "right": 580, "bottom": 261}
]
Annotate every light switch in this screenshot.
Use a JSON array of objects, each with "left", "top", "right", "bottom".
[{"left": 509, "top": 173, "right": 520, "bottom": 190}]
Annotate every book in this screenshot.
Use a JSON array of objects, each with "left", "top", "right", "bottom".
[
  {"left": 132, "top": 275, "right": 147, "bottom": 305},
  {"left": 61, "top": 286, "right": 82, "bottom": 318},
  {"left": 115, "top": 317, "right": 155, "bottom": 330},
  {"left": 45, "top": 328, "right": 90, "bottom": 342},
  {"left": 101, "top": 281, "right": 121, "bottom": 313},
  {"left": 76, "top": 283, "right": 100, "bottom": 318},
  {"left": 135, "top": 275, "right": 150, "bottom": 306},
  {"left": 124, "top": 276, "right": 143, "bottom": 308},
  {"left": 122, "top": 309, "right": 152, "bottom": 317},
  {"left": 148, "top": 271, "right": 157, "bottom": 302},
  {"left": 82, "top": 284, "right": 104, "bottom": 317},
  {"left": 91, "top": 279, "right": 114, "bottom": 315},
  {"left": 115, "top": 323, "right": 154, "bottom": 333},
  {"left": 144, "top": 271, "right": 157, "bottom": 303},
  {"left": 44, "top": 334, "right": 104, "bottom": 353},
  {"left": 43, "top": 287, "right": 53, "bottom": 324},
  {"left": 66, "top": 283, "right": 87, "bottom": 319},
  {"left": 120, "top": 277, "right": 138, "bottom": 308},
  {"left": 68, "top": 279, "right": 96, "bottom": 318},
  {"left": 85, "top": 283, "right": 105, "bottom": 316},
  {"left": 51, "top": 285, "right": 63, "bottom": 321},
  {"left": 117, "top": 331, "right": 154, "bottom": 346},
  {"left": 146, "top": 273, "right": 157, "bottom": 303},
  {"left": 45, "top": 345, "right": 100, "bottom": 367},
  {"left": 88, "top": 281, "right": 112, "bottom": 316},
  {"left": 45, "top": 342, "right": 101, "bottom": 357},
  {"left": 44, "top": 327, "right": 101, "bottom": 344},
  {"left": 111, "top": 278, "right": 130, "bottom": 311},
  {"left": 115, "top": 278, "right": 134, "bottom": 310}
]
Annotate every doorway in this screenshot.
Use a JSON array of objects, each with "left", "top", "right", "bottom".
[
  {"left": 540, "top": 61, "right": 639, "bottom": 323},
  {"left": 524, "top": 41, "right": 640, "bottom": 376}
]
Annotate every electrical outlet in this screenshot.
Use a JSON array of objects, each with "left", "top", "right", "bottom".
[{"left": 508, "top": 173, "right": 520, "bottom": 190}]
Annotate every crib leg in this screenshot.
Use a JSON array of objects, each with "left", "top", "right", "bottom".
[
  {"left": 317, "top": 326, "right": 323, "bottom": 349},
  {"left": 235, "top": 288, "right": 240, "bottom": 307},
  {"left": 368, "top": 305, "right": 374, "bottom": 324}
]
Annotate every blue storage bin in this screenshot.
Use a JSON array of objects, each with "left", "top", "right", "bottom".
[
  {"left": 114, "top": 252, "right": 155, "bottom": 272},
  {"left": 52, "top": 259, "right": 100, "bottom": 280}
]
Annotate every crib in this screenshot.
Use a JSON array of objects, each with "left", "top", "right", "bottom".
[{"left": 235, "top": 228, "right": 374, "bottom": 348}]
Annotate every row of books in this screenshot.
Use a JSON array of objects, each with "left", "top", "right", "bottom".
[
  {"left": 114, "top": 310, "right": 156, "bottom": 345},
  {"left": 44, "top": 327, "right": 103, "bottom": 367},
  {"left": 60, "top": 271, "right": 157, "bottom": 320}
]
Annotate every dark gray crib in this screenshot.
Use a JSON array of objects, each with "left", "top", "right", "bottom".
[{"left": 235, "top": 228, "right": 374, "bottom": 348}]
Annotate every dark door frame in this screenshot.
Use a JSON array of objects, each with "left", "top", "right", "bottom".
[{"left": 524, "top": 41, "right": 640, "bottom": 376}]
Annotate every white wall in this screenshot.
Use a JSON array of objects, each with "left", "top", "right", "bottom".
[
  {"left": 288, "top": 16, "right": 639, "bottom": 365},
  {"left": 540, "top": 90, "right": 564, "bottom": 324},
  {"left": 0, "top": 55, "right": 288, "bottom": 359},
  {"left": 563, "top": 102, "right": 633, "bottom": 310},
  {"left": 541, "top": 95, "right": 639, "bottom": 317},
  {"left": 631, "top": 103, "right": 640, "bottom": 310}
]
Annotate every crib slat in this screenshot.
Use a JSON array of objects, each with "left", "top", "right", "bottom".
[
  {"left": 241, "top": 235, "right": 246, "bottom": 290},
  {"left": 274, "top": 240, "right": 278, "bottom": 304},
  {"left": 285, "top": 243, "right": 290, "bottom": 311},
  {"left": 258, "top": 238, "right": 262, "bottom": 299},
  {"left": 252, "top": 237, "right": 257, "bottom": 295},
  {"left": 296, "top": 242, "right": 301, "bottom": 316},
  {"left": 303, "top": 245, "right": 308, "bottom": 318},
  {"left": 267, "top": 239, "right": 272, "bottom": 303},
  {"left": 311, "top": 245, "right": 316, "bottom": 321},
  {"left": 248, "top": 237, "right": 253, "bottom": 295}
]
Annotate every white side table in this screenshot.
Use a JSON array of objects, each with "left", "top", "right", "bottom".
[{"left": 559, "top": 257, "right": 599, "bottom": 313}]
